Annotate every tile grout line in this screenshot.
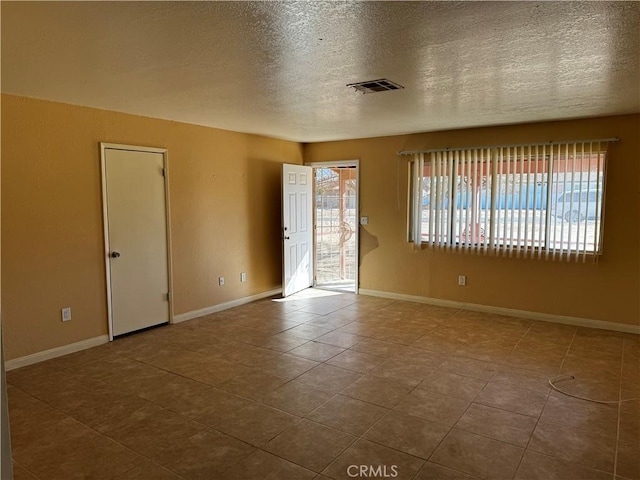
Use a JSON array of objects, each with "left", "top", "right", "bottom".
[
  {"left": 613, "top": 339, "right": 625, "bottom": 480},
  {"left": 514, "top": 327, "right": 578, "bottom": 477}
]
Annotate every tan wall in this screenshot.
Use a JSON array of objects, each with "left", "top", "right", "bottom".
[
  {"left": 1, "top": 95, "right": 303, "bottom": 360},
  {"left": 305, "top": 115, "right": 640, "bottom": 327}
]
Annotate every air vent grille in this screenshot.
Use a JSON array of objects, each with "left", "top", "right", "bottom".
[{"left": 347, "top": 79, "right": 404, "bottom": 94}]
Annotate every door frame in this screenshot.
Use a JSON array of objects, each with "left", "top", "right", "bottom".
[
  {"left": 100, "top": 143, "right": 174, "bottom": 341},
  {"left": 306, "top": 160, "right": 360, "bottom": 294}
]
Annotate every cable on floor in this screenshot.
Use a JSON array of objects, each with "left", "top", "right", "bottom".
[{"left": 548, "top": 374, "right": 638, "bottom": 405}]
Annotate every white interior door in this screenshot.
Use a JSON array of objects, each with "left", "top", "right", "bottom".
[
  {"left": 102, "top": 145, "right": 170, "bottom": 338},
  {"left": 282, "top": 164, "right": 313, "bottom": 297}
]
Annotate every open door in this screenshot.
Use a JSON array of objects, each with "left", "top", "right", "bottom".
[
  {"left": 311, "top": 162, "right": 358, "bottom": 293},
  {"left": 282, "top": 164, "right": 313, "bottom": 297}
]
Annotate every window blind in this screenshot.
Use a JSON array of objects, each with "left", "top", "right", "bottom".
[{"left": 408, "top": 140, "right": 613, "bottom": 261}]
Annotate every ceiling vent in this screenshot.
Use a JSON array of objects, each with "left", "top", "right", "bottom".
[{"left": 347, "top": 79, "right": 404, "bottom": 94}]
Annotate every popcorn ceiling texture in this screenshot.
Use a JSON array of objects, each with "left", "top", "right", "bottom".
[{"left": 2, "top": 1, "right": 638, "bottom": 142}]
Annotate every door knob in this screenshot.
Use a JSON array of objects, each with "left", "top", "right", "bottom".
[
  {"left": 111, "top": 251, "right": 121, "bottom": 258},
  {"left": 283, "top": 236, "right": 290, "bottom": 240}
]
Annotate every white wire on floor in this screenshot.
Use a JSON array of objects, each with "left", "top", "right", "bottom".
[{"left": 548, "top": 374, "right": 638, "bottom": 405}]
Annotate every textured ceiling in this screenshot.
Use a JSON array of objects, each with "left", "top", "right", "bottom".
[{"left": 2, "top": 1, "right": 639, "bottom": 142}]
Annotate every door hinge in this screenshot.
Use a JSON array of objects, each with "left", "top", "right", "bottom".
[
  {"left": 161, "top": 168, "right": 166, "bottom": 177},
  {"left": 166, "top": 292, "right": 171, "bottom": 302}
]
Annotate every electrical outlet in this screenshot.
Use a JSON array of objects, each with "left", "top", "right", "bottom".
[
  {"left": 219, "top": 276, "right": 225, "bottom": 286},
  {"left": 61, "top": 307, "right": 72, "bottom": 322},
  {"left": 458, "top": 275, "right": 466, "bottom": 286},
  {"left": 241, "top": 272, "right": 247, "bottom": 283}
]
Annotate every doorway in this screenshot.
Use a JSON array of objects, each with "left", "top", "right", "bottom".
[
  {"left": 310, "top": 161, "right": 359, "bottom": 293},
  {"left": 100, "top": 144, "right": 172, "bottom": 339}
]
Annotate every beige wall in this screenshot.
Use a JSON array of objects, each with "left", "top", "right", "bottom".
[
  {"left": 1, "top": 95, "right": 303, "bottom": 360},
  {"left": 305, "top": 115, "right": 640, "bottom": 327},
  {"left": 1, "top": 95, "right": 637, "bottom": 361}
]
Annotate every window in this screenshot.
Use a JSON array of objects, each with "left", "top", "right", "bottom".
[{"left": 408, "top": 141, "right": 612, "bottom": 261}]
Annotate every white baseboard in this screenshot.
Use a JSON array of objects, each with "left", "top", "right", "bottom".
[
  {"left": 359, "top": 289, "right": 640, "bottom": 335},
  {"left": 172, "top": 288, "right": 283, "bottom": 324},
  {"left": 5, "top": 335, "right": 110, "bottom": 371}
]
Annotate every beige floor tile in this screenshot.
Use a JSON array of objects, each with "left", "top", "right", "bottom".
[
  {"left": 107, "top": 409, "right": 207, "bottom": 458},
  {"left": 430, "top": 428, "right": 524, "bottom": 480},
  {"left": 419, "top": 371, "right": 487, "bottom": 400},
  {"left": 257, "top": 332, "right": 310, "bottom": 352},
  {"left": 264, "top": 419, "right": 355, "bottom": 472},
  {"left": 491, "top": 366, "right": 553, "bottom": 394},
  {"left": 571, "top": 329, "right": 624, "bottom": 356},
  {"left": 619, "top": 400, "right": 640, "bottom": 444},
  {"left": 528, "top": 419, "right": 616, "bottom": 473},
  {"left": 262, "top": 380, "right": 334, "bottom": 416},
  {"left": 162, "top": 355, "right": 254, "bottom": 384},
  {"left": 94, "top": 403, "right": 167, "bottom": 436},
  {"left": 550, "top": 373, "right": 621, "bottom": 402},
  {"left": 214, "top": 402, "right": 299, "bottom": 446},
  {"left": 7, "top": 386, "right": 68, "bottom": 452},
  {"left": 259, "top": 353, "right": 320, "bottom": 380},
  {"left": 100, "top": 363, "right": 211, "bottom": 407},
  {"left": 525, "top": 322, "right": 576, "bottom": 346},
  {"left": 11, "top": 462, "right": 39, "bottom": 480},
  {"left": 153, "top": 429, "right": 255, "bottom": 480},
  {"left": 438, "top": 357, "right": 500, "bottom": 381},
  {"left": 371, "top": 358, "right": 436, "bottom": 386},
  {"left": 514, "top": 450, "right": 611, "bottom": 480},
  {"left": 506, "top": 350, "right": 566, "bottom": 374},
  {"left": 616, "top": 439, "right": 640, "bottom": 480},
  {"left": 114, "top": 461, "right": 184, "bottom": 480},
  {"left": 218, "top": 370, "right": 289, "bottom": 401},
  {"left": 370, "top": 327, "right": 424, "bottom": 345},
  {"left": 47, "top": 344, "right": 117, "bottom": 370},
  {"left": 413, "top": 462, "right": 479, "bottom": 479},
  {"left": 166, "top": 387, "right": 252, "bottom": 427},
  {"left": 350, "top": 338, "right": 409, "bottom": 357},
  {"left": 475, "top": 382, "right": 548, "bottom": 417},
  {"left": 540, "top": 392, "right": 618, "bottom": 439},
  {"left": 306, "top": 394, "right": 387, "bottom": 435},
  {"left": 288, "top": 341, "right": 346, "bottom": 362},
  {"left": 327, "top": 350, "right": 386, "bottom": 374},
  {"left": 285, "top": 324, "right": 335, "bottom": 340},
  {"left": 209, "top": 344, "right": 281, "bottom": 368},
  {"left": 393, "top": 389, "right": 470, "bottom": 426},
  {"left": 341, "top": 375, "right": 414, "bottom": 408},
  {"left": 364, "top": 410, "right": 450, "bottom": 459},
  {"left": 223, "top": 450, "right": 316, "bottom": 480},
  {"left": 296, "top": 364, "right": 362, "bottom": 394},
  {"left": 15, "top": 416, "right": 145, "bottom": 480},
  {"left": 315, "top": 331, "right": 365, "bottom": 348},
  {"left": 455, "top": 403, "right": 537, "bottom": 447},
  {"left": 394, "top": 348, "right": 448, "bottom": 369},
  {"left": 72, "top": 354, "right": 153, "bottom": 380},
  {"left": 11, "top": 415, "right": 90, "bottom": 461},
  {"left": 322, "top": 439, "right": 424, "bottom": 480},
  {"left": 9, "top": 293, "right": 638, "bottom": 480}
]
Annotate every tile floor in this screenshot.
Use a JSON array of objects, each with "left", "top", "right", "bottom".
[{"left": 6, "top": 289, "right": 640, "bottom": 480}]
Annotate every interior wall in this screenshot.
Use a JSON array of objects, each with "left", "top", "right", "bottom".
[
  {"left": 1, "top": 94, "right": 303, "bottom": 360},
  {"left": 304, "top": 114, "right": 640, "bottom": 327}
]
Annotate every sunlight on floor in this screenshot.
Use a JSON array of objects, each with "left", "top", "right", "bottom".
[{"left": 272, "top": 288, "right": 346, "bottom": 302}]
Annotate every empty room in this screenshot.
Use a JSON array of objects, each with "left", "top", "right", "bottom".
[{"left": 1, "top": 2, "right": 639, "bottom": 480}]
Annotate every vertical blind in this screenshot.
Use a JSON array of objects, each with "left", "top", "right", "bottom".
[{"left": 408, "top": 140, "right": 613, "bottom": 261}]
